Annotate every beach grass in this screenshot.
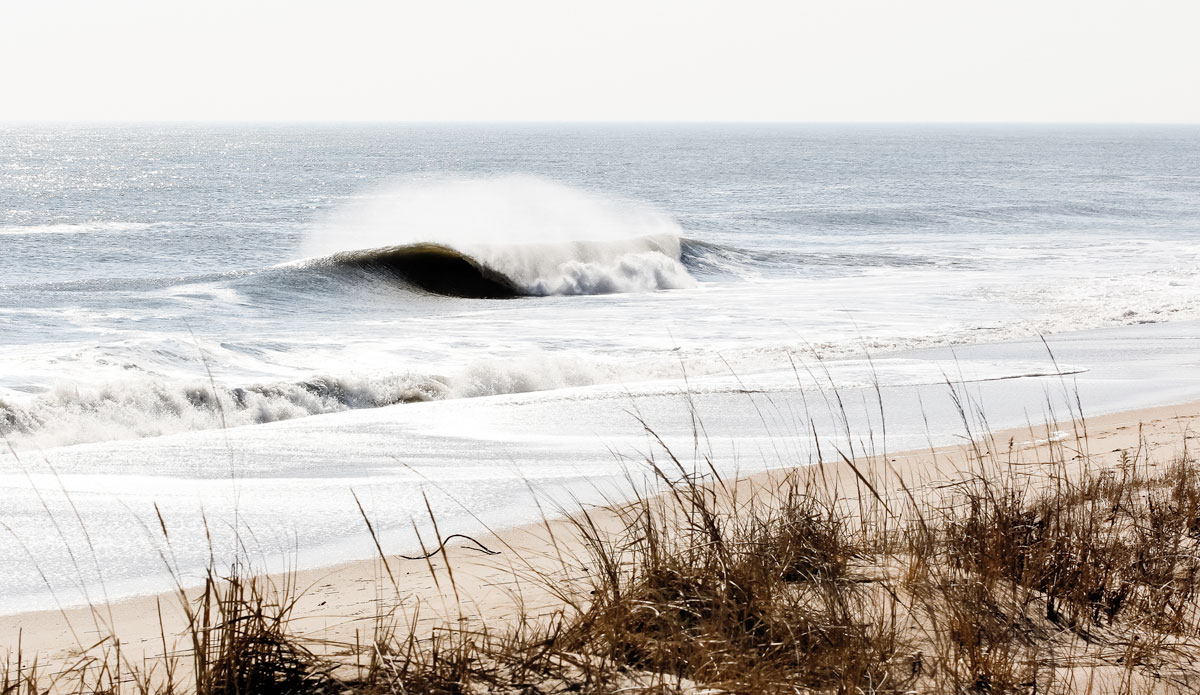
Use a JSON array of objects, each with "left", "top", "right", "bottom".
[{"left": 6, "top": 395, "right": 1200, "bottom": 694}]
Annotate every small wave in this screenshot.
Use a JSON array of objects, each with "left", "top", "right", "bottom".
[
  {"left": 679, "top": 238, "right": 964, "bottom": 279},
  {"left": 0, "top": 353, "right": 616, "bottom": 449},
  {"left": 0, "top": 351, "right": 1098, "bottom": 451},
  {"left": 0, "top": 374, "right": 448, "bottom": 449}
]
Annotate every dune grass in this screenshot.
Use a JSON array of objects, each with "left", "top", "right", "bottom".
[{"left": 5, "top": 394, "right": 1200, "bottom": 694}]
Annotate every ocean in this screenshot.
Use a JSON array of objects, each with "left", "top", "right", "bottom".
[{"left": 3, "top": 123, "right": 1200, "bottom": 612}]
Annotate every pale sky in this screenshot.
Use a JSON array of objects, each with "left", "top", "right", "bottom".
[{"left": 2, "top": 0, "right": 1197, "bottom": 122}]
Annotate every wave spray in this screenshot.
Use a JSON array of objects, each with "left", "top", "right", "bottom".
[{"left": 302, "top": 175, "right": 697, "bottom": 296}]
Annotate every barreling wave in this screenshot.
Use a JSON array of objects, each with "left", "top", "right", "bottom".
[
  {"left": 298, "top": 176, "right": 703, "bottom": 297},
  {"left": 295, "top": 234, "right": 697, "bottom": 298},
  {"left": 318, "top": 243, "right": 524, "bottom": 299}
]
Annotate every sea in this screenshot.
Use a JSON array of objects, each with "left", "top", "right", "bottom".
[{"left": 3, "top": 123, "right": 1200, "bottom": 613}]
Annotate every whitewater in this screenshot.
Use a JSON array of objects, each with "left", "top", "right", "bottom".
[{"left": 3, "top": 124, "right": 1200, "bottom": 613}]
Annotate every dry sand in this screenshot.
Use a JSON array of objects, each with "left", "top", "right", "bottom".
[{"left": 4, "top": 399, "right": 1199, "bottom": 680}]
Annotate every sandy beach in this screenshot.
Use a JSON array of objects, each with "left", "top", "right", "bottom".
[{"left": 6, "top": 395, "right": 1198, "bottom": 685}]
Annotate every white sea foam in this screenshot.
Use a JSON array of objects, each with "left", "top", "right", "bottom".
[
  {"left": 0, "top": 339, "right": 1093, "bottom": 451},
  {"left": 0, "top": 351, "right": 613, "bottom": 449}
]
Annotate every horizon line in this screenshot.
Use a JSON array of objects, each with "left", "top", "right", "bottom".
[{"left": 3, "top": 119, "right": 1200, "bottom": 127}]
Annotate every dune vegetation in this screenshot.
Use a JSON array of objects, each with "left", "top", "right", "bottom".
[{"left": 6, "top": 385, "right": 1200, "bottom": 695}]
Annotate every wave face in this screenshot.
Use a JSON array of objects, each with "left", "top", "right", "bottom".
[
  {"left": 301, "top": 235, "right": 694, "bottom": 298},
  {"left": 299, "top": 176, "right": 696, "bottom": 297},
  {"left": 318, "top": 243, "right": 523, "bottom": 299}
]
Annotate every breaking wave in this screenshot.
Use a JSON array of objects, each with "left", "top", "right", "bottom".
[
  {"left": 0, "top": 351, "right": 1093, "bottom": 451},
  {"left": 298, "top": 175, "right": 697, "bottom": 297},
  {"left": 0, "top": 354, "right": 614, "bottom": 449},
  {"left": 312, "top": 243, "right": 522, "bottom": 299},
  {"left": 298, "top": 234, "right": 695, "bottom": 298}
]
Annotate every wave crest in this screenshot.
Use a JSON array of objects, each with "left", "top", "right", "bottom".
[{"left": 300, "top": 176, "right": 697, "bottom": 297}]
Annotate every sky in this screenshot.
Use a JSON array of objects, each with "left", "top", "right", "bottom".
[{"left": 1, "top": 0, "right": 1197, "bottom": 122}]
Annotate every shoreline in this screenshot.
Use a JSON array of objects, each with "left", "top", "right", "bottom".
[
  {"left": 5, "top": 395, "right": 1200, "bottom": 679},
  {"left": 5, "top": 316, "right": 1200, "bottom": 623}
]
